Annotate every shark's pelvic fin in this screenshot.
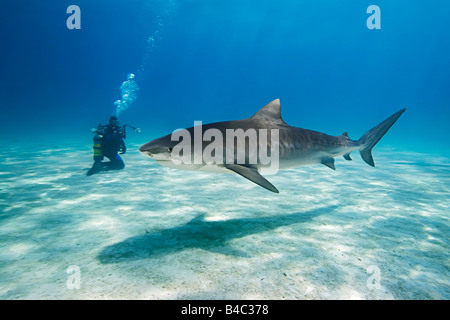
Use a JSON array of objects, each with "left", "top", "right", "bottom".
[
  {"left": 321, "top": 157, "right": 336, "bottom": 170},
  {"left": 250, "top": 99, "right": 286, "bottom": 125},
  {"left": 343, "top": 153, "right": 352, "bottom": 161},
  {"left": 225, "top": 164, "right": 279, "bottom": 193}
]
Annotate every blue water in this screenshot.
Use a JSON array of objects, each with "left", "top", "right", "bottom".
[
  {"left": 1, "top": 0, "right": 449, "bottom": 152},
  {"left": 0, "top": 1, "right": 449, "bottom": 299}
]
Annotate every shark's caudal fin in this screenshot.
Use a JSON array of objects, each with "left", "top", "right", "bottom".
[{"left": 358, "top": 108, "right": 406, "bottom": 167}]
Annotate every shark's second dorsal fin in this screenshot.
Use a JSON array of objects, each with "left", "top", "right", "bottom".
[{"left": 250, "top": 99, "right": 286, "bottom": 124}]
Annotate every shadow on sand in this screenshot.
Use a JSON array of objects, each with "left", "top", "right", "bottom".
[{"left": 97, "top": 205, "right": 337, "bottom": 264}]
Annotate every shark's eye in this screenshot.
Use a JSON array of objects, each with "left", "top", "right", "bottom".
[{"left": 168, "top": 147, "right": 173, "bottom": 152}]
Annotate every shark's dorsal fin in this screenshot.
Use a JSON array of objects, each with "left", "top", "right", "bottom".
[{"left": 250, "top": 99, "right": 286, "bottom": 124}]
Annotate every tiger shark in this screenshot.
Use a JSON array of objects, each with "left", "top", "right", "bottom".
[{"left": 139, "top": 99, "right": 405, "bottom": 193}]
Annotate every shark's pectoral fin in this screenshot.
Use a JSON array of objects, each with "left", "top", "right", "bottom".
[
  {"left": 225, "top": 164, "right": 279, "bottom": 193},
  {"left": 343, "top": 153, "right": 352, "bottom": 161},
  {"left": 321, "top": 157, "right": 336, "bottom": 170}
]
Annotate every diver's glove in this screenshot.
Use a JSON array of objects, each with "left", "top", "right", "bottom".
[{"left": 119, "top": 144, "right": 127, "bottom": 154}]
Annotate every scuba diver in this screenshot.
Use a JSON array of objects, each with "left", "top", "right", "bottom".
[{"left": 87, "top": 116, "right": 140, "bottom": 176}]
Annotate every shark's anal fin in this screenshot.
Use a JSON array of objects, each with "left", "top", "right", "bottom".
[
  {"left": 225, "top": 164, "right": 279, "bottom": 193},
  {"left": 321, "top": 157, "right": 336, "bottom": 170},
  {"left": 343, "top": 153, "right": 352, "bottom": 161}
]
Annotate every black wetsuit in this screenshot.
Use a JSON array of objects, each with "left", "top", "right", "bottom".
[
  {"left": 87, "top": 125, "right": 126, "bottom": 175},
  {"left": 101, "top": 125, "right": 126, "bottom": 167}
]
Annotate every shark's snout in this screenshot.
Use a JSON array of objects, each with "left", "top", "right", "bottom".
[
  {"left": 139, "top": 140, "right": 173, "bottom": 161},
  {"left": 139, "top": 143, "right": 152, "bottom": 157}
]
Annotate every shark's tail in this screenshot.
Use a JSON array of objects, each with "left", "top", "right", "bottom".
[{"left": 358, "top": 108, "right": 406, "bottom": 166}]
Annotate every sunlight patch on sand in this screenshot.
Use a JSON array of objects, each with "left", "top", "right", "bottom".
[{"left": 0, "top": 143, "right": 449, "bottom": 299}]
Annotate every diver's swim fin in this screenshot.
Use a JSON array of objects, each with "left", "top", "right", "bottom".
[{"left": 87, "top": 161, "right": 105, "bottom": 176}]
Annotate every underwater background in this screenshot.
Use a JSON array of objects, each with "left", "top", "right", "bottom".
[{"left": 0, "top": 1, "right": 449, "bottom": 299}]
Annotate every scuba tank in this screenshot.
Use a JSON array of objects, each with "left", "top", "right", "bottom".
[
  {"left": 90, "top": 121, "right": 140, "bottom": 161},
  {"left": 92, "top": 125, "right": 104, "bottom": 161}
]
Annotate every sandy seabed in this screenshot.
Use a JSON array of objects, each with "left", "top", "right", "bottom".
[{"left": 0, "top": 141, "right": 449, "bottom": 299}]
